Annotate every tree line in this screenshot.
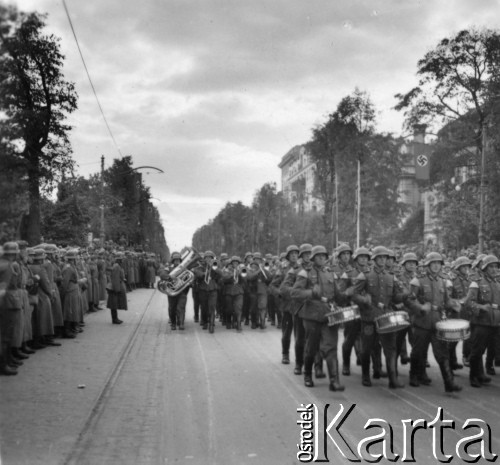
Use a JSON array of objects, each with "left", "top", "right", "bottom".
[
  {"left": 0, "top": 6, "right": 168, "bottom": 258},
  {"left": 193, "top": 27, "right": 500, "bottom": 255}
]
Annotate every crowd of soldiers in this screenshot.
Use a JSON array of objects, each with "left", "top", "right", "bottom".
[
  {"left": 162, "top": 244, "right": 500, "bottom": 394},
  {"left": 0, "top": 241, "right": 161, "bottom": 376}
]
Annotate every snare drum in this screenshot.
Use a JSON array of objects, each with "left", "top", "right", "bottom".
[
  {"left": 435, "top": 319, "right": 470, "bottom": 342},
  {"left": 326, "top": 305, "right": 360, "bottom": 326},
  {"left": 374, "top": 311, "right": 410, "bottom": 334}
]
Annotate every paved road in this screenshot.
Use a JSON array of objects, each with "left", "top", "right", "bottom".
[{"left": 1, "top": 287, "right": 500, "bottom": 464}]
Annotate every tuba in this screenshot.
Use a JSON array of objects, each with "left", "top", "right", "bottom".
[{"left": 158, "top": 248, "right": 201, "bottom": 296}]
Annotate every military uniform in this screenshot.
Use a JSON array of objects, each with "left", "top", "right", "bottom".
[
  {"left": 269, "top": 245, "right": 300, "bottom": 364},
  {"left": 407, "top": 252, "right": 462, "bottom": 392},
  {"left": 291, "top": 245, "right": 348, "bottom": 391},
  {"left": 193, "top": 251, "right": 222, "bottom": 333},
  {"left": 246, "top": 253, "right": 272, "bottom": 329},
  {"left": 465, "top": 255, "right": 500, "bottom": 387},
  {"left": 220, "top": 257, "right": 245, "bottom": 332},
  {"left": 352, "top": 246, "right": 407, "bottom": 389}
]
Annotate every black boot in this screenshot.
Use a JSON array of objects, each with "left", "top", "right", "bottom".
[
  {"left": 20, "top": 343, "right": 35, "bottom": 355},
  {"left": 409, "top": 359, "right": 420, "bottom": 387},
  {"left": 12, "top": 348, "right": 29, "bottom": 360},
  {"left": 327, "top": 357, "right": 345, "bottom": 392},
  {"left": 315, "top": 357, "right": 326, "bottom": 379},
  {"left": 0, "top": 351, "right": 17, "bottom": 375},
  {"left": 439, "top": 359, "right": 462, "bottom": 393},
  {"left": 294, "top": 364, "right": 302, "bottom": 375},
  {"left": 342, "top": 345, "right": 351, "bottom": 376},
  {"left": 470, "top": 356, "right": 483, "bottom": 388},
  {"left": 387, "top": 354, "right": 404, "bottom": 389},
  {"left": 361, "top": 359, "right": 372, "bottom": 387},
  {"left": 282, "top": 353, "right": 290, "bottom": 365},
  {"left": 304, "top": 356, "right": 314, "bottom": 387},
  {"left": 111, "top": 309, "right": 123, "bottom": 324}
]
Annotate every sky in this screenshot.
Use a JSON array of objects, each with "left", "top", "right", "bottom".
[{"left": 8, "top": 0, "right": 500, "bottom": 251}]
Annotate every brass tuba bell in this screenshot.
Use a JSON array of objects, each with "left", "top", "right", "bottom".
[{"left": 157, "top": 248, "right": 201, "bottom": 296}]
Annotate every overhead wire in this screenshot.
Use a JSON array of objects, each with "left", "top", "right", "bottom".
[{"left": 62, "top": 0, "right": 123, "bottom": 158}]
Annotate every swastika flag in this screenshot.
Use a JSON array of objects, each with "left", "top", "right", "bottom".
[{"left": 414, "top": 144, "right": 431, "bottom": 180}]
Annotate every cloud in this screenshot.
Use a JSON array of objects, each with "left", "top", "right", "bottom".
[{"left": 12, "top": 0, "right": 500, "bottom": 251}]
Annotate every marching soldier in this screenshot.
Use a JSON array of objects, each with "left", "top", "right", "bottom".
[
  {"left": 242, "top": 252, "right": 253, "bottom": 325},
  {"left": 269, "top": 244, "right": 299, "bottom": 364},
  {"left": 281, "top": 243, "right": 313, "bottom": 375},
  {"left": 160, "top": 252, "right": 189, "bottom": 330},
  {"left": 291, "top": 245, "right": 349, "bottom": 391},
  {"left": 448, "top": 257, "right": 473, "bottom": 371},
  {"left": 221, "top": 256, "right": 245, "bottom": 332},
  {"left": 193, "top": 251, "right": 221, "bottom": 333},
  {"left": 407, "top": 252, "right": 462, "bottom": 392},
  {"left": 217, "top": 253, "right": 230, "bottom": 325},
  {"left": 246, "top": 252, "right": 272, "bottom": 329},
  {"left": 341, "top": 247, "right": 371, "bottom": 376},
  {"left": 465, "top": 255, "right": 500, "bottom": 387},
  {"left": 192, "top": 252, "right": 204, "bottom": 323},
  {"left": 351, "top": 246, "right": 407, "bottom": 389}
]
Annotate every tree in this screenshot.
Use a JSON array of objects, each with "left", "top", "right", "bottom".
[
  {"left": 308, "top": 89, "right": 403, "bottom": 246},
  {"left": 0, "top": 6, "right": 78, "bottom": 244},
  {"left": 395, "top": 28, "right": 500, "bottom": 249}
]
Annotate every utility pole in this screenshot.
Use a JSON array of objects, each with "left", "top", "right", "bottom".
[
  {"left": 478, "top": 123, "right": 487, "bottom": 254},
  {"left": 356, "top": 158, "right": 361, "bottom": 249},
  {"left": 100, "top": 155, "right": 105, "bottom": 247},
  {"left": 277, "top": 199, "right": 281, "bottom": 256}
]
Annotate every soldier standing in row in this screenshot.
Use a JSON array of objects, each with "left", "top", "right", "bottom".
[{"left": 246, "top": 252, "right": 272, "bottom": 329}]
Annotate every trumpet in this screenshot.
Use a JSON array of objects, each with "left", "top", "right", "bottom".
[
  {"left": 238, "top": 264, "right": 248, "bottom": 278},
  {"left": 212, "top": 260, "right": 219, "bottom": 270}
]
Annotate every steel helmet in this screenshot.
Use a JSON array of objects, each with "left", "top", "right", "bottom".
[
  {"left": 230, "top": 255, "right": 242, "bottom": 263},
  {"left": 386, "top": 249, "right": 396, "bottom": 259},
  {"left": 204, "top": 250, "right": 215, "bottom": 259},
  {"left": 220, "top": 253, "right": 229, "bottom": 260},
  {"left": 453, "top": 256, "right": 472, "bottom": 271},
  {"left": 481, "top": 255, "right": 500, "bottom": 271},
  {"left": 353, "top": 247, "right": 371, "bottom": 261},
  {"left": 424, "top": 252, "right": 444, "bottom": 267},
  {"left": 253, "top": 252, "right": 262, "bottom": 260},
  {"left": 472, "top": 254, "right": 487, "bottom": 269},
  {"left": 299, "top": 243, "right": 313, "bottom": 257},
  {"left": 285, "top": 244, "right": 300, "bottom": 259},
  {"left": 171, "top": 252, "right": 182, "bottom": 262},
  {"left": 311, "top": 245, "right": 328, "bottom": 260},
  {"left": 336, "top": 243, "right": 352, "bottom": 257},
  {"left": 400, "top": 252, "right": 418, "bottom": 266},
  {"left": 279, "top": 252, "right": 286, "bottom": 260},
  {"left": 371, "top": 246, "right": 390, "bottom": 260},
  {"left": 3, "top": 241, "right": 20, "bottom": 255},
  {"left": 244, "top": 251, "right": 253, "bottom": 259}
]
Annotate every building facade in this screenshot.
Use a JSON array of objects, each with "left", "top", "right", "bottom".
[{"left": 278, "top": 145, "right": 323, "bottom": 213}]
